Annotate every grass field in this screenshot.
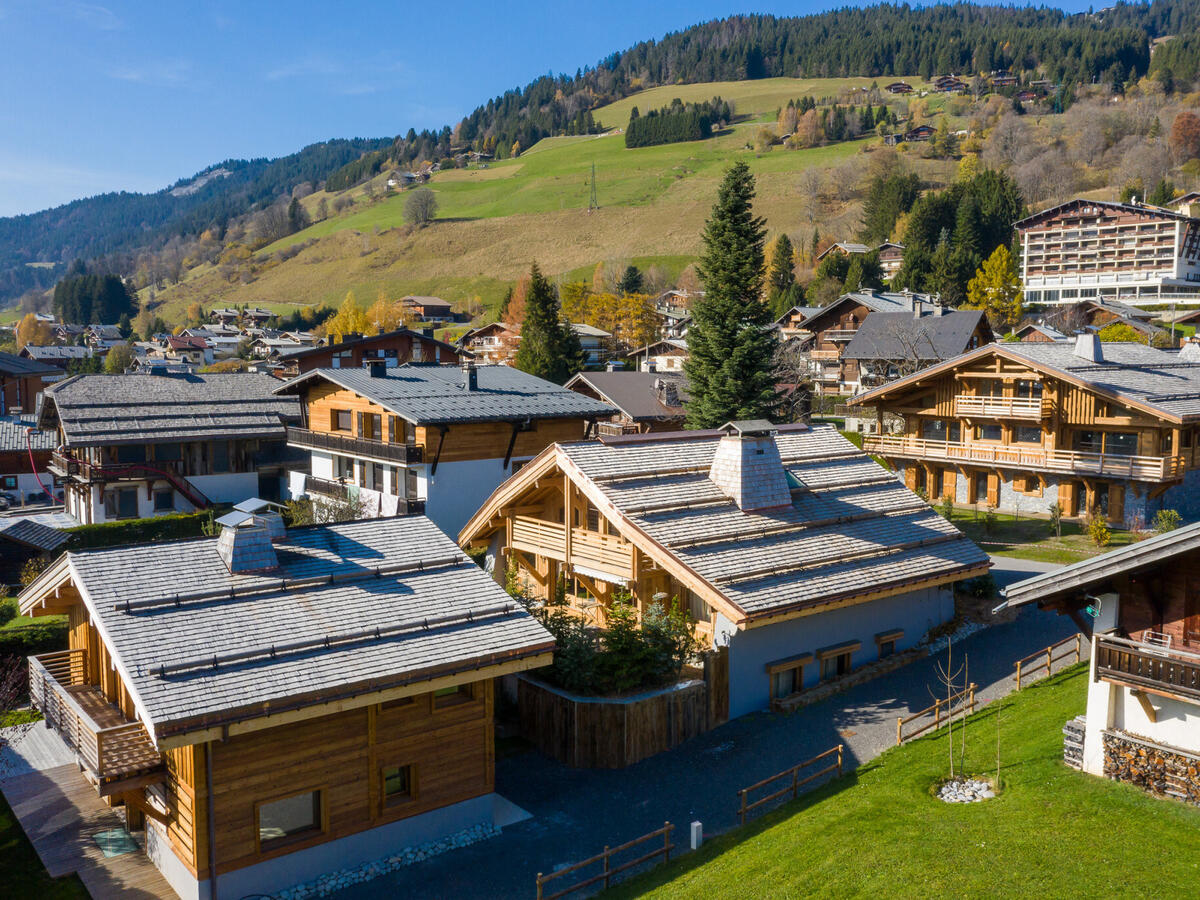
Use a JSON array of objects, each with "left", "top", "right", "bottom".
[
  {"left": 608, "top": 665, "right": 1200, "bottom": 898},
  {"left": 945, "top": 508, "right": 1139, "bottom": 564}
]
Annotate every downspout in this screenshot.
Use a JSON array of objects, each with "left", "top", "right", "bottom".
[
  {"left": 205, "top": 741, "right": 219, "bottom": 900},
  {"left": 430, "top": 426, "right": 449, "bottom": 477},
  {"left": 502, "top": 420, "right": 522, "bottom": 470}
]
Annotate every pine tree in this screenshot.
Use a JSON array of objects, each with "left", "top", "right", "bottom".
[
  {"left": 514, "top": 263, "right": 584, "bottom": 384},
  {"left": 966, "top": 245, "right": 1023, "bottom": 329},
  {"left": 684, "top": 162, "right": 779, "bottom": 428},
  {"left": 617, "top": 265, "right": 644, "bottom": 295}
]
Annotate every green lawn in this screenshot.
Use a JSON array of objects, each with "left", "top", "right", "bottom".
[
  {"left": 609, "top": 666, "right": 1200, "bottom": 898},
  {"left": 945, "top": 509, "right": 1139, "bottom": 564}
]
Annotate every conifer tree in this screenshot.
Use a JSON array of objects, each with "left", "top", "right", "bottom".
[
  {"left": 966, "top": 245, "right": 1023, "bottom": 329},
  {"left": 514, "top": 263, "right": 584, "bottom": 384},
  {"left": 617, "top": 265, "right": 644, "bottom": 295},
  {"left": 684, "top": 162, "right": 778, "bottom": 428}
]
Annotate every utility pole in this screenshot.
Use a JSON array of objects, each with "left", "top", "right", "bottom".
[{"left": 588, "top": 161, "right": 599, "bottom": 212}]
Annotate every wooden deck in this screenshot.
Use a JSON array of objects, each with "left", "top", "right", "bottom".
[{"left": 1, "top": 763, "right": 177, "bottom": 899}]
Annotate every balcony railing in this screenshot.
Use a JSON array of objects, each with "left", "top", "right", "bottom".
[
  {"left": 28, "top": 649, "right": 163, "bottom": 793},
  {"left": 1095, "top": 634, "right": 1200, "bottom": 704},
  {"left": 510, "top": 515, "right": 636, "bottom": 580},
  {"left": 824, "top": 329, "right": 857, "bottom": 342},
  {"left": 863, "top": 434, "right": 1185, "bottom": 482},
  {"left": 953, "top": 394, "right": 1050, "bottom": 420},
  {"left": 49, "top": 452, "right": 210, "bottom": 507},
  {"left": 304, "top": 476, "right": 425, "bottom": 515},
  {"left": 286, "top": 426, "right": 423, "bottom": 465}
]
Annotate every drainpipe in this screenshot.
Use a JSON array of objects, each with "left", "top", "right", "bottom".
[{"left": 205, "top": 741, "right": 218, "bottom": 900}]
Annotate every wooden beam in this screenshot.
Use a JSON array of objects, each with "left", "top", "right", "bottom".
[
  {"left": 1131, "top": 689, "right": 1158, "bottom": 723},
  {"left": 121, "top": 790, "right": 170, "bottom": 823}
]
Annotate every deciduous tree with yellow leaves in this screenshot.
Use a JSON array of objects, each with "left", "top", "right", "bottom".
[{"left": 322, "top": 292, "right": 370, "bottom": 342}]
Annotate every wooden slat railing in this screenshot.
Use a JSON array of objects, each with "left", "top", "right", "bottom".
[
  {"left": 736, "top": 745, "right": 843, "bottom": 825},
  {"left": 569, "top": 528, "right": 635, "bottom": 579},
  {"left": 1094, "top": 635, "right": 1200, "bottom": 703},
  {"left": 1014, "top": 634, "right": 1082, "bottom": 690},
  {"left": 864, "top": 434, "right": 1184, "bottom": 482},
  {"left": 896, "top": 683, "right": 977, "bottom": 745},
  {"left": 953, "top": 394, "right": 1049, "bottom": 420},
  {"left": 286, "top": 426, "right": 422, "bottom": 464},
  {"left": 535, "top": 822, "right": 674, "bottom": 900},
  {"left": 511, "top": 516, "right": 566, "bottom": 561}
]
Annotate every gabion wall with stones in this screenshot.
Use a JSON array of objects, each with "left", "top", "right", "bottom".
[{"left": 1103, "top": 731, "right": 1200, "bottom": 806}]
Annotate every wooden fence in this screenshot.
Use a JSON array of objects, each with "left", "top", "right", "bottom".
[
  {"left": 1014, "top": 634, "right": 1082, "bottom": 690},
  {"left": 535, "top": 822, "right": 674, "bottom": 900},
  {"left": 896, "top": 683, "right": 977, "bottom": 745},
  {"left": 736, "top": 744, "right": 843, "bottom": 826}
]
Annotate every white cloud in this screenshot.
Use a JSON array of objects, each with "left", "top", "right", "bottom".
[
  {"left": 70, "top": 2, "right": 122, "bottom": 30},
  {"left": 108, "top": 58, "right": 192, "bottom": 87}
]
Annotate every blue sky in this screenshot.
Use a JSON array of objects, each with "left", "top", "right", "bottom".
[{"left": 0, "top": 1, "right": 1084, "bottom": 217}]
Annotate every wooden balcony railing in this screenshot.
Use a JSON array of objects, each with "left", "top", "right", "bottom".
[
  {"left": 304, "top": 476, "right": 425, "bottom": 515},
  {"left": 1094, "top": 635, "right": 1200, "bottom": 704},
  {"left": 863, "top": 434, "right": 1185, "bottom": 482},
  {"left": 28, "top": 649, "right": 163, "bottom": 792},
  {"left": 953, "top": 394, "right": 1050, "bottom": 420},
  {"left": 825, "top": 329, "right": 857, "bottom": 342},
  {"left": 286, "top": 426, "right": 422, "bottom": 465},
  {"left": 49, "top": 452, "right": 210, "bottom": 508},
  {"left": 510, "top": 516, "right": 635, "bottom": 579}
]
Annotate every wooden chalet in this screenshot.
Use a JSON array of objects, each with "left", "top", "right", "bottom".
[
  {"left": 1012, "top": 322, "right": 1068, "bottom": 342},
  {"left": 19, "top": 513, "right": 553, "bottom": 899},
  {"left": 276, "top": 328, "right": 462, "bottom": 377},
  {"left": 460, "top": 322, "right": 521, "bottom": 366},
  {"left": 399, "top": 296, "right": 456, "bottom": 322},
  {"left": 0, "top": 350, "right": 59, "bottom": 415},
  {"left": 42, "top": 372, "right": 300, "bottom": 524},
  {"left": 274, "top": 361, "right": 613, "bottom": 537},
  {"left": 850, "top": 336, "right": 1200, "bottom": 527},
  {"left": 841, "top": 307, "right": 992, "bottom": 393},
  {"left": 564, "top": 371, "right": 687, "bottom": 434},
  {"left": 999, "top": 524, "right": 1200, "bottom": 803},
  {"left": 814, "top": 241, "right": 870, "bottom": 263},
  {"left": 876, "top": 241, "right": 905, "bottom": 278},
  {"left": 625, "top": 338, "right": 688, "bottom": 373},
  {"left": 884, "top": 81, "right": 913, "bottom": 94},
  {"left": 459, "top": 421, "right": 988, "bottom": 720},
  {"left": 772, "top": 305, "right": 821, "bottom": 340}
]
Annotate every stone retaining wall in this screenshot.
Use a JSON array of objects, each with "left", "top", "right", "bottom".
[{"left": 1102, "top": 730, "right": 1200, "bottom": 806}]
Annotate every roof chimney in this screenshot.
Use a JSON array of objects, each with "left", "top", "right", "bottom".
[
  {"left": 708, "top": 420, "right": 793, "bottom": 511},
  {"left": 1074, "top": 332, "right": 1104, "bottom": 362},
  {"left": 913, "top": 300, "right": 925, "bottom": 319},
  {"left": 654, "top": 377, "right": 680, "bottom": 408},
  {"left": 462, "top": 359, "right": 478, "bottom": 391},
  {"left": 367, "top": 360, "right": 387, "bottom": 378},
  {"left": 216, "top": 521, "right": 278, "bottom": 574},
  {"left": 1180, "top": 337, "right": 1200, "bottom": 362},
  {"left": 605, "top": 360, "right": 620, "bottom": 372}
]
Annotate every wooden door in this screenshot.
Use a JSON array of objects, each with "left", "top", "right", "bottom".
[
  {"left": 1108, "top": 484, "right": 1124, "bottom": 524},
  {"left": 942, "top": 468, "right": 956, "bottom": 500},
  {"left": 986, "top": 472, "right": 999, "bottom": 508}
]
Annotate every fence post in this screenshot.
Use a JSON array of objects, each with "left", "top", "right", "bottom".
[
  {"left": 969, "top": 683, "right": 976, "bottom": 713},
  {"left": 536, "top": 873, "right": 543, "bottom": 900},
  {"left": 1075, "top": 633, "right": 1081, "bottom": 664},
  {"left": 837, "top": 743, "right": 843, "bottom": 776},
  {"left": 602, "top": 845, "right": 611, "bottom": 889},
  {"left": 664, "top": 822, "right": 671, "bottom": 863},
  {"left": 896, "top": 716, "right": 903, "bottom": 745},
  {"left": 738, "top": 789, "right": 746, "bottom": 827},
  {"left": 790, "top": 763, "right": 799, "bottom": 801},
  {"left": 934, "top": 697, "right": 941, "bottom": 729},
  {"left": 1046, "top": 646, "right": 1053, "bottom": 679},
  {"left": 1015, "top": 659, "right": 1022, "bottom": 690}
]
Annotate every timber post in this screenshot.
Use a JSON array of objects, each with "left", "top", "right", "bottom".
[
  {"left": 602, "top": 846, "right": 610, "bottom": 889},
  {"left": 896, "top": 716, "right": 903, "bottom": 746},
  {"left": 1015, "top": 659, "right": 1022, "bottom": 690},
  {"left": 837, "top": 743, "right": 843, "bottom": 776},
  {"left": 1046, "top": 646, "right": 1053, "bottom": 680},
  {"left": 664, "top": 822, "right": 671, "bottom": 862}
]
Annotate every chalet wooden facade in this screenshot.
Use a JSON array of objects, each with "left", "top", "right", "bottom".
[
  {"left": 276, "top": 328, "right": 462, "bottom": 377},
  {"left": 999, "top": 524, "right": 1200, "bottom": 804},
  {"left": 275, "top": 362, "right": 613, "bottom": 536},
  {"left": 19, "top": 514, "right": 553, "bottom": 899},
  {"left": 0, "top": 350, "right": 59, "bottom": 415},
  {"left": 850, "top": 336, "right": 1200, "bottom": 527},
  {"left": 459, "top": 421, "right": 988, "bottom": 720},
  {"left": 42, "top": 372, "right": 300, "bottom": 523}
]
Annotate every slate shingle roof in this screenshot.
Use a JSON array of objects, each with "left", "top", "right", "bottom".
[
  {"left": 0, "top": 517, "right": 69, "bottom": 551},
  {"left": 277, "top": 364, "right": 614, "bottom": 425},
  {"left": 50, "top": 516, "right": 552, "bottom": 739},
  {"left": 42, "top": 373, "right": 299, "bottom": 447},
  {"left": 0, "top": 350, "right": 59, "bottom": 377},
  {"left": 842, "top": 310, "right": 989, "bottom": 361},
  {"left": 564, "top": 372, "right": 687, "bottom": 421},
  {"left": 550, "top": 425, "right": 988, "bottom": 620},
  {"left": 0, "top": 415, "right": 55, "bottom": 452}
]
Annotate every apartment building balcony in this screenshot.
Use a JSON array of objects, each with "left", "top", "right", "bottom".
[
  {"left": 953, "top": 394, "right": 1049, "bottom": 420},
  {"left": 1095, "top": 634, "right": 1200, "bottom": 705},
  {"left": 510, "top": 515, "right": 635, "bottom": 580},
  {"left": 28, "top": 649, "right": 164, "bottom": 796},
  {"left": 286, "top": 426, "right": 423, "bottom": 465},
  {"left": 303, "top": 475, "right": 426, "bottom": 515},
  {"left": 863, "top": 434, "right": 1185, "bottom": 482},
  {"left": 49, "top": 451, "right": 210, "bottom": 507}
]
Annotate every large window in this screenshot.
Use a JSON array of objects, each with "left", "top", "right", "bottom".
[
  {"left": 974, "top": 424, "right": 1002, "bottom": 442},
  {"left": 1015, "top": 380, "right": 1043, "bottom": 398},
  {"left": 115, "top": 444, "right": 146, "bottom": 464},
  {"left": 257, "top": 790, "right": 322, "bottom": 850},
  {"left": 332, "top": 409, "right": 352, "bottom": 432},
  {"left": 1073, "top": 430, "right": 1138, "bottom": 456},
  {"left": 104, "top": 488, "right": 138, "bottom": 519},
  {"left": 1014, "top": 426, "right": 1042, "bottom": 445},
  {"left": 922, "top": 420, "right": 961, "bottom": 442}
]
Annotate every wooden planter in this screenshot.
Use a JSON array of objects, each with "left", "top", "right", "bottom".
[{"left": 517, "top": 676, "right": 712, "bottom": 769}]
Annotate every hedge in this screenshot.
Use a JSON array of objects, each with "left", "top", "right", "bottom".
[
  {"left": 0, "top": 620, "right": 68, "bottom": 658},
  {"left": 63, "top": 510, "right": 215, "bottom": 551}
]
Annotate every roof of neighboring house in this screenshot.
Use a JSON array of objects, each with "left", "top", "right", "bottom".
[
  {"left": 0, "top": 350, "right": 60, "bottom": 377},
  {"left": 462, "top": 425, "right": 989, "bottom": 625},
  {"left": 852, "top": 340, "right": 1200, "bottom": 422},
  {"left": 277, "top": 327, "right": 460, "bottom": 362},
  {"left": 87, "top": 325, "right": 122, "bottom": 339},
  {"left": 1082, "top": 298, "right": 1155, "bottom": 321},
  {"left": 815, "top": 242, "right": 870, "bottom": 260},
  {"left": 564, "top": 371, "right": 688, "bottom": 421},
  {"left": 167, "top": 336, "right": 208, "bottom": 351},
  {"left": 401, "top": 295, "right": 452, "bottom": 310},
  {"left": 276, "top": 363, "right": 615, "bottom": 426},
  {"left": 997, "top": 520, "right": 1200, "bottom": 611},
  {"left": 875, "top": 241, "right": 905, "bottom": 251},
  {"left": 0, "top": 414, "right": 55, "bottom": 452},
  {"left": 1156, "top": 308, "right": 1200, "bottom": 326},
  {"left": 19, "top": 516, "right": 553, "bottom": 741},
  {"left": 624, "top": 338, "right": 688, "bottom": 358},
  {"left": 800, "top": 291, "right": 936, "bottom": 329},
  {"left": 0, "top": 517, "right": 69, "bottom": 552},
  {"left": 21, "top": 345, "right": 93, "bottom": 361},
  {"left": 1015, "top": 197, "right": 1197, "bottom": 230},
  {"left": 570, "top": 323, "right": 612, "bottom": 339},
  {"left": 40, "top": 372, "right": 299, "bottom": 447},
  {"left": 842, "top": 309, "right": 991, "bottom": 361},
  {"left": 1013, "top": 322, "right": 1068, "bottom": 341}
]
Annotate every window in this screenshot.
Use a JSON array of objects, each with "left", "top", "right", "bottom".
[
  {"left": 211, "top": 441, "right": 230, "bottom": 473},
  {"left": 1015, "top": 426, "right": 1042, "bottom": 444},
  {"left": 332, "top": 409, "right": 353, "bottom": 432},
  {"left": 686, "top": 589, "right": 711, "bottom": 624},
  {"left": 153, "top": 489, "right": 173, "bottom": 512},
  {"left": 878, "top": 639, "right": 896, "bottom": 659},
  {"left": 974, "top": 424, "right": 1002, "bottom": 442},
  {"left": 115, "top": 444, "right": 146, "bottom": 464},
  {"left": 257, "top": 790, "right": 322, "bottom": 850},
  {"left": 364, "top": 413, "right": 382, "bottom": 440},
  {"left": 818, "top": 642, "right": 859, "bottom": 681},
  {"left": 334, "top": 455, "right": 354, "bottom": 480},
  {"left": 586, "top": 505, "right": 600, "bottom": 532},
  {"left": 1104, "top": 432, "right": 1138, "bottom": 457},
  {"left": 1015, "top": 380, "right": 1043, "bottom": 398},
  {"left": 154, "top": 443, "right": 181, "bottom": 462},
  {"left": 1, "top": 476, "right": 15, "bottom": 489},
  {"left": 104, "top": 488, "right": 138, "bottom": 519},
  {"left": 766, "top": 653, "right": 812, "bottom": 702},
  {"left": 433, "top": 683, "right": 473, "bottom": 708},
  {"left": 382, "top": 764, "right": 415, "bottom": 806},
  {"left": 875, "top": 629, "right": 903, "bottom": 660}
]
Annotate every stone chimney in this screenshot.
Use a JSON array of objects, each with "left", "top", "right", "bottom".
[
  {"left": 1074, "top": 332, "right": 1104, "bottom": 362},
  {"left": 913, "top": 300, "right": 925, "bottom": 319},
  {"left": 216, "top": 521, "right": 278, "bottom": 574},
  {"left": 1180, "top": 337, "right": 1200, "bottom": 362},
  {"left": 708, "top": 421, "right": 793, "bottom": 511},
  {"left": 654, "top": 377, "right": 680, "bottom": 408},
  {"left": 462, "top": 360, "right": 479, "bottom": 391}
]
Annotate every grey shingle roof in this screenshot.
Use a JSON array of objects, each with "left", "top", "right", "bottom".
[
  {"left": 564, "top": 371, "right": 687, "bottom": 420},
  {"left": 556, "top": 425, "right": 988, "bottom": 620},
  {"left": 0, "top": 350, "right": 60, "bottom": 377},
  {"left": 842, "top": 310, "right": 989, "bottom": 361},
  {"left": 55, "top": 516, "right": 552, "bottom": 739},
  {"left": 21, "top": 345, "right": 92, "bottom": 362},
  {"left": 43, "top": 373, "right": 299, "bottom": 447},
  {"left": 0, "top": 415, "right": 55, "bottom": 452},
  {"left": 277, "top": 364, "right": 614, "bottom": 425},
  {"left": 0, "top": 517, "right": 69, "bottom": 551}
]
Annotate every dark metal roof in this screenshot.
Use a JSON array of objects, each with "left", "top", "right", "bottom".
[
  {"left": 276, "top": 364, "right": 615, "bottom": 425},
  {"left": 564, "top": 371, "right": 687, "bottom": 421},
  {"left": 277, "top": 327, "right": 460, "bottom": 361},
  {"left": 0, "top": 350, "right": 60, "bottom": 377},
  {"left": 842, "top": 309, "right": 990, "bottom": 361},
  {"left": 1014, "top": 197, "right": 1198, "bottom": 229}
]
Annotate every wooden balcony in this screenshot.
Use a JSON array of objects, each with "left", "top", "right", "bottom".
[
  {"left": 286, "top": 426, "right": 423, "bottom": 465},
  {"left": 824, "top": 329, "right": 857, "bottom": 342},
  {"left": 1095, "top": 635, "right": 1200, "bottom": 705},
  {"left": 28, "top": 650, "right": 164, "bottom": 795},
  {"left": 304, "top": 476, "right": 425, "bottom": 514},
  {"left": 808, "top": 349, "right": 841, "bottom": 360},
  {"left": 49, "top": 452, "right": 210, "bottom": 508},
  {"left": 510, "top": 515, "right": 635, "bottom": 580},
  {"left": 953, "top": 394, "right": 1049, "bottom": 420},
  {"left": 863, "top": 434, "right": 1185, "bottom": 482}
]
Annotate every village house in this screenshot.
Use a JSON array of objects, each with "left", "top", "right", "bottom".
[
  {"left": 20, "top": 344, "right": 94, "bottom": 368},
  {"left": 990, "top": 72, "right": 1018, "bottom": 87},
  {"left": 43, "top": 372, "right": 300, "bottom": 523},
  {"left": 0, "top": 350, "right": 60, "bottom": 414},
  {"left": 772, "top": 305, "right": 821, "bottom": 341},
  {"left": 458, "top": 322, "right": 612, "bottom": 368},
  {"left": 564, "top": 370, "right": 688, "bottom": 434},
  {"left": 276, "top": 328, "right": 462, "bottom": 377},
  {"left": 275, "top": 361, "right": 613, "bottom": 536},
  {"left": 0, "top": 414, "right": 57, "bottom": 504},
  {"left": 814, "top": 241, "right": 870, "bottom": 264},
  {"left": 570, "top": 323, "right": 613, "bottom": 367},
  {"left": 459, "top": 421, "right": 988, "bottom": 720},
  {"left": 18, "top": 512, "right": 554, "bottom": 899},
  {"left": 850, "top": 336, "right": 1200, "bottom": 527},
  {"left": 0, "top": 516, "right": 68, "bottom": 584},
  {"left": 876, "top": 241, "right": 906, "bottom": 278},
  {"left": 166, "top": 336, "right": 214, "bottom": 367},
  {"left": 651, "top": 289, "right": 700, "bottom": 340},
  {"left": 932, "top": 75, "right": 969, "bottom": 93},
  {"left": 400, "top": 296, "right": 456, "bottom": 323},
  {"left": 998, "top": 524, "right": 1200, "bottom": 804},
  {"left": 1017, "top": 198, "right": 1200, "bottom": 307},
  {"left": 624, "top": 338, "right": 688, "bottom": 373},
  {"left": 1011, "top": 322, "right": 1069, "bottom": 343},
  {"left": 1039, "top": 298, "right": 1165, "bottom": 342},
  {"left": 885, "top": 81, "right": 913, "bottom": 94}
]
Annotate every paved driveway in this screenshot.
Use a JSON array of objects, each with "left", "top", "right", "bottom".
[{"left": 339, "top": 589, "right": 1080, "bottom": 900}]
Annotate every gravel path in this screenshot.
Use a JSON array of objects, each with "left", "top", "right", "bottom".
[{"left": 338, "top": 584, "right": 1082, "bottom": 900}]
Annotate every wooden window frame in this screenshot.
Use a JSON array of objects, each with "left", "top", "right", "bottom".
[
  {"left": 765, "top": 653, "right": 813, "bottom": 702},
  {"left": 817, "top": 641, "right": 861, "bottom": 681},
  {"left": 875, "top": 629, "right": 903, "bottom": 659},
  {"left": 380, "top": 763, "right": 419, "bottom": 811},
  {"left": 433, "top": 681, "right": 476, "bottom": 710},
  {"left": 253, "top": 786, "right": 328, "bottom": 857},
  {"left": 331, "top": 409, "right": 353, "bottom": 432}
]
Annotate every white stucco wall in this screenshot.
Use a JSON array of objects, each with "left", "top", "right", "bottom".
[{"left": 422, "top": 456, "right": 531, "bottom": 539}]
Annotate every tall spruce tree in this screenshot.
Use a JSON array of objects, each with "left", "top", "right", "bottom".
[
  {"left": 617, "top": 264, "right": 644, "bottom": 295},
  {"left": 684, "top": 162, "right": 778, "bottom": 428},
  {"left": 514, "top": 263, "right": 584, "bottom": 384}
]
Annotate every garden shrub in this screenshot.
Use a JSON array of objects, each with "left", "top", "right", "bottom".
[
  {"left": 64, "top": 510, "right": 215, "bottom": 551},
  {"left": 1153, "top": 508, "right": 1182, "bottom": 534}
]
